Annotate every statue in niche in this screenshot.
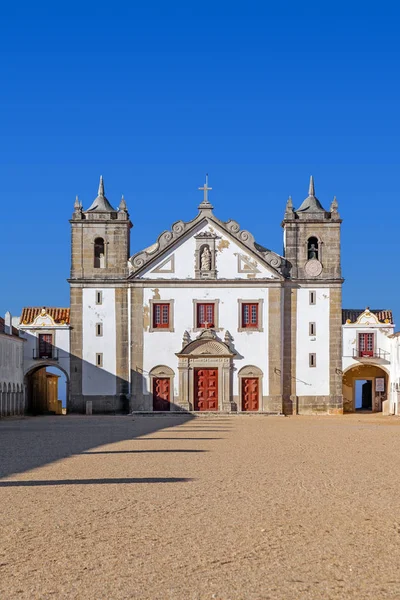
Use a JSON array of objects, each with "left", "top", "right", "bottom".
[{"left": 200, "top": 246, "right": 211, "bottom": 271}]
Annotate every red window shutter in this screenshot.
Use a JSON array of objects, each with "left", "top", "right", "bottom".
[
  {"left": 153, "top": 304, "right": 170, "bottom": 328},
  {"left": 358, "top": 333, "right": 374, "bottom": 357},
  {"left": 39, "top": 334, "right": 53, "bottom": 358},
  {"left": 242, "top": 303, "right": 258, "bottom": 328},
  {"left": 197, "top": 303, "right": 215, "bottom": 328}
]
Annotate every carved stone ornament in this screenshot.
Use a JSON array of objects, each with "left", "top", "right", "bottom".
[
  {"left": 177, "top": 328, "right": 234, "bottom": 357},
  {"left": 304, "top": 259, "right": 323, "bottom": 277},
  {"left": 201, "top": 246, "right": 211, "bottom": 271},
  {"left": 195, "top": 232, "right": 218, "bottom": 279}
]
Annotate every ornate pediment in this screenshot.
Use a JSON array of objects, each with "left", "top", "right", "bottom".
[
  {"left": 176, "top": 329, "right": 234, "bottom": 357},
  {"left": 128, "top": 207, "right": 286, "bottom": 279}
]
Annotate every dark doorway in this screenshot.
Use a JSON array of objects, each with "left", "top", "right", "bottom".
[
  {"left": 355, "top": 379, "right": 372, "bottom": 411},
  {"left": 25, "top": 366, "right": 68, "bottom": 415}
]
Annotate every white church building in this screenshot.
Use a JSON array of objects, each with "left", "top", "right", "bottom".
[{"left": 7, "top": 176, "right": 400, "bottom": 417}]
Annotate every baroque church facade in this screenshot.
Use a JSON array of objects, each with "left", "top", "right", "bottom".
[{"left": 68, "top": 176, "right": 344, "bottom": 415}]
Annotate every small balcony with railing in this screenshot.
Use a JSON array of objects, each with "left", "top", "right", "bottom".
[
  {"left": 352, "top": 347, "right": 390, "bottom": 364},
  {"left": 32, "top": 347, "right": 59, "bottom": 361}
]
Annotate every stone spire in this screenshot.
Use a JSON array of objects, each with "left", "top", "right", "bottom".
[
  {"left": 118, "top": 194, "right": 127, "bottom": 213},
  {"left": 296, "top": 176, "right": 326, "bottom": 213},
  {"left": 98, "top": 175, "right": 104, "bottom": 196},
  {"left": 308, "top": 175, "right": 315, "bottom": 197},
  {"left": 74, "top": 195, "right": 81, "bottom": 212},
  {"left": 85, "top": 176, "right": 116, "bottom": 212}
]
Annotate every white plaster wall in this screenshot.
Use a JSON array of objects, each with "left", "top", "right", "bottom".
[
  {"left": 140, "top": 221, "right": 278, "bottom": 280},
  {"left": 296, "top": 288, "right": 330, "bottom": 396},
  {"left": 82, "top": 288, "right": 116, "bottom": 395},
  {"left": 389, "top": 336, "right": 400, "bottom": 414},
  {"left": 142, "top": 286, "right": 270, "bottom": 399},
  {"left": 0, "top": 334, "right": 24, "bottom": 386},
  {"left": 19, "top": 327, "right": 71, "bottom": 379}
]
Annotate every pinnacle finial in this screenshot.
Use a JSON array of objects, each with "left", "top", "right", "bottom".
[
  {"left": 74, "top": 195, "right": 80, "bottom": 210},
  {"left": 309, "top": 175, "right": 315, "bottom": 197},
  {"left": 330, "top": 195, "right": 338, "bottom": 212},
  {"left": 118, "top": 194, "right": 127, "bottom": 212},
  {"left": 286, "top": 195, "right": 293, "bottom": 209},
  {"left": 98, "top": 175, "right": 104, "bottom": 197}
]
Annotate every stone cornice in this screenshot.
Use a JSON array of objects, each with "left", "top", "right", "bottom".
[{"left": 68, "top": 279, "right": 284, "bottom": 288}]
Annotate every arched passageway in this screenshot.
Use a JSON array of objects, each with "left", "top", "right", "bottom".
[
  {"left": 342, "top": 364, "right": 389, "bottom": 413},
  {"left": 24, "top": 364, "right": 69, "bottom": 415}
]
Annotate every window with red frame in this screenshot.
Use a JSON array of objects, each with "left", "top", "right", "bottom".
[
  {"left": 241, "top": 303, "right": 259, "bottom": 328},
  {"left": 153, "top": 303, "right": 170, "bottom": 329},
  {"left": 197, "top": 303, "right": 215, "bottom": 328},
  {"left": 358, "top": 333, "right": 374, "bottom": 357}
]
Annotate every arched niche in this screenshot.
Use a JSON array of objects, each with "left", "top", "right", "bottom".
[
  {"left": 94, "top": 237, "right": 106, "bottom": 268},
  {"left": 149, "top": 365, "right": 175, "bottom": 411}
]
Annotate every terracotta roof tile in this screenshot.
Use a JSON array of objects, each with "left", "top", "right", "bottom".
[
  {"left": 342, "top": 309, "right": 393, "bottom": 325},
  {"left": 20, "top": 307, "right": 70, "bottom": 325}
]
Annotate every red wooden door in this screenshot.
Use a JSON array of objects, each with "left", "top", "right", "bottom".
[
  {"left": 194, "top": 368, "right": 218, "bottom": 411},
  {"left": 242, "top": 377, "right": 259, "bottom": 411},
  {"left": 39, "top": 334, "right": 53, "bottom": 358},
  {"left": 359, "top": 333, "right": 374, "bottom": 357},
  {"left": 153, "top": 378, "right": 171, "bottom": 411}
]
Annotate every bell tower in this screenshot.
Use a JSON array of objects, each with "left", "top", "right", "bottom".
[
  {"left": 70, "top": 176, "right": 131, "bottom": 281},
  {"left": 281, "top": 177, "right": 343, "bottom": 415},
  {"left": 282, "top": 176, "right": 341, "bottom": 281},
  {"left": 69, "top": 177, "right": 132, "bottom": 413}
]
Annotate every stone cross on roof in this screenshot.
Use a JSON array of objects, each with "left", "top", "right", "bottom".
[{"left": 198, "top": 174, "right": 214, "bottom": 210}]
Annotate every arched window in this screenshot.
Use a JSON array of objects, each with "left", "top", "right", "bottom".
[
  {"left": 307, "top": 237, "right": 319, "bottom": 260},
  {"left": 94, "top": 238, "right": 105, "bottom": 268}
]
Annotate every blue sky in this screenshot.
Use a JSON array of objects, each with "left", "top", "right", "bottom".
[{"left": 1, "top": 5, "right": 399, "bottom": 323}]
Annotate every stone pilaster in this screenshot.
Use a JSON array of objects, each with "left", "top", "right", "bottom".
[
  {"left": 283, "top": 285, "right": 297, "bottom": 415},
  {"left": 115, "top": 287, "right": 129, "bottom": 412},
  {"left": 329, "top": 286, "right": 343, "bottom": 414},
  {"left": 266, "top": 287, "right": 283, "bottom": 412}
]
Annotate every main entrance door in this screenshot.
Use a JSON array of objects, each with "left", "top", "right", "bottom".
[
  {"left": 242, "top": 377, "right": 259, "bottom": 411},
  {"left": 194, "top": 368, "right": 218, "bottom": 411},
  {"left": 153, "top": 377, "right": 171, "bottom": 411}
]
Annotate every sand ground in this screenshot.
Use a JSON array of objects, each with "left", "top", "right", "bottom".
[{"left": 1, "top": 413, "right": 400, "bottom": 600}]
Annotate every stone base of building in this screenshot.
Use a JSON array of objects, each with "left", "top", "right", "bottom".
[
  {"left": 69, "top": 394, "right": 129, "bottom": 414},
  {"left": 295, "top": 395, "right": 343, "bottom": 415}
]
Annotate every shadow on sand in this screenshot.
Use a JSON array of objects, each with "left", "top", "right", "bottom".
[
  {"left": 0, "top": 477, "right": 192, "bottom": 487},
  {"left": 0, "top": 413, "right": 195, "bottom": 480}
]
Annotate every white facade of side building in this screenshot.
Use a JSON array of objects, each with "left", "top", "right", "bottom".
[
  {"left": 342, "top": 309, "right": 400, "bottom": 415},
  {"left": 18, "top": 312, "right": 70, "bottom": 382},
  {"left": 0, "top": 312, "right": 24, "bottom": 416}
]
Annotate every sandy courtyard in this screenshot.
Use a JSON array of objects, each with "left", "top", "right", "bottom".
[{"left": 1, "top": 414, "right": 400, "bottom": 600}]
